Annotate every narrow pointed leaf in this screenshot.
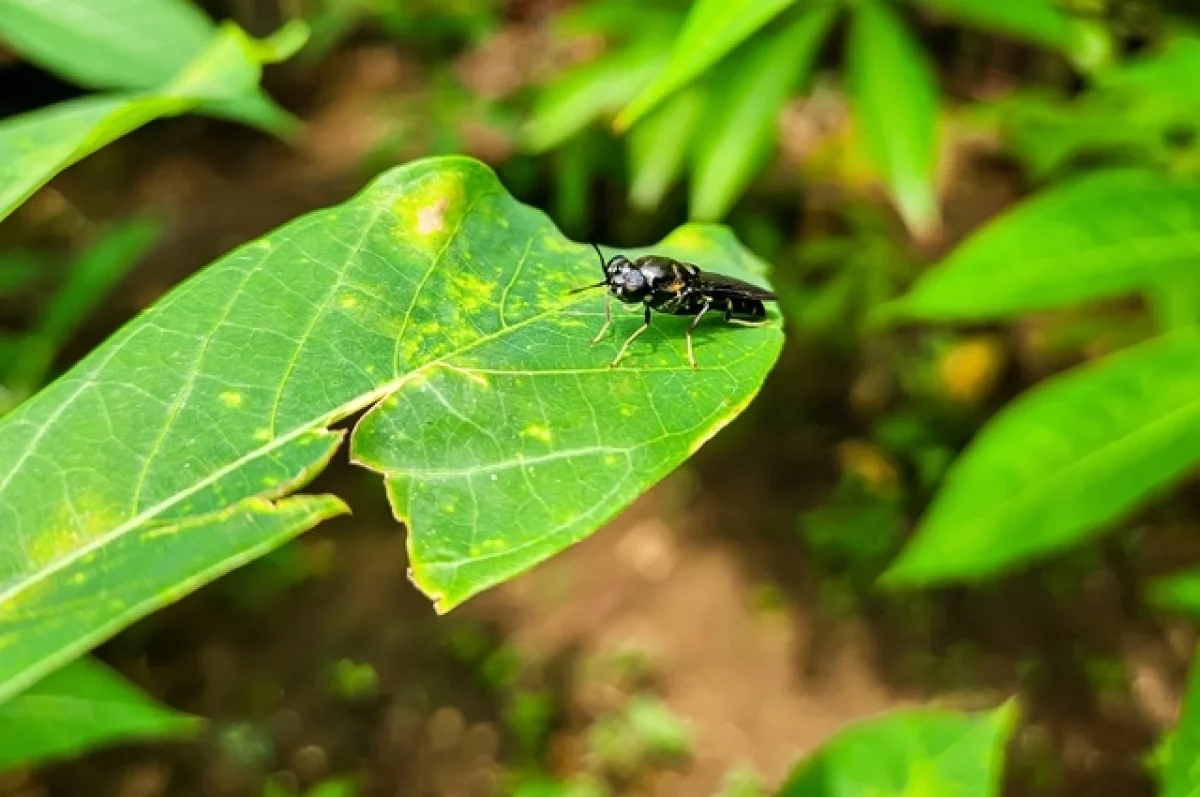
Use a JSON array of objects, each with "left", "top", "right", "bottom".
[
  {"left": 0, "top": 0, "right": 298, "bottom": 135},
  {"left": 689, "top": 3, "right": 835, "bottom": 220},
  {"left": 613, "top": 0, "right": 801, "bottom": 132},
  {"left": 883, "top": 331, "right": 1200, "bottom": 587},
  {"left": 847, "top": 0, "right": 941, "bottom": 238},
  {"left": 779, "top": 701, "right": 1017, "bottom": 796},
  {"left": 523, "top": 34, "right": 671, "bottom": 153},
  {"left": 0, "top": 156, "right": 783, "bottom": 705},
  {"left": 628, "top": 86, "right": 706, "bottom": 211},
  {"left": 1162, "top": 646, "right": 1200, "bottom": 797},
  {"left": 904, "top": 0, "right": 1070, "bottom": 49},
  {"left": 0, "top": 22, "right": 301, "bottom": 225},
  {"left": 887, "top": 169, "right": 1200, "bottom": 321},
  {"left": 0, "top": 657, "right": 201, "bottom": 769}
]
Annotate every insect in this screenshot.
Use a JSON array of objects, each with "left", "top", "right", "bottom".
[{"left": 569, "top": 242, "right": 777, "bottom": 369}]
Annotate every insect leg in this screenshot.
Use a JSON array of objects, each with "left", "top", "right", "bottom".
[
  {"left": 686, "top": 298, "right": 713, "bottom": 369},
  {"left": 588, "top": 294, "right": 614, "bottom": 344},
  {"left": 726, "top": 318, "right": 769, "bottom": 327},
  {"left": 610, "top": 306, "right": 652, "bottom": 368}
]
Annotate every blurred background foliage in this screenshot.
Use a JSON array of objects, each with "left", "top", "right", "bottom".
[{"left": 6, "top": 0, "right": 1200, "bottom": 794}]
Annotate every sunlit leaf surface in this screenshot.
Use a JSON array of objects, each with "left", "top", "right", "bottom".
[
  {"left": 0, "top": 156, "right": 783, "bottom": 704},
  {"left": 614, "top": 0, "right": 801, "bottom": 131},
  {"left": 0, "top": 22, "right": 303, "bottom": 225},
  {"left": 889, "top": 169, "right": 1200, "bottom": 320},
  {"left": 847, "top": 0, "right": 941, "bottom": 239},
  {"left": 884, "top": 330, "right": 1200, "bottom": 586},
  {"left": 906, "top": 0, "right": 1070, "bottom": 48},
  {"left": 0, "top": 0, "right": 297, "bottom": 134},
  {"left": 779, "top": 701, "right": 1016, "bottom": 796},
  {"left": 689, "top": 3, "right": 834, "bottom": 220},
  {"left": 0, "top": 657, "right": 200, "bottom": 769}
]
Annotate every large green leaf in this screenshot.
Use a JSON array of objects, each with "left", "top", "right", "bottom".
[
  {"left": 886, "top": 169, "right": 1200, "bottom": 321},
  {"left": 0, "top": 656, "right": 200, "bottom": 769},
  {"left": 778, "top": 701, "right": 1017, "bottom": 796},
  {"left": 904, "top": 0, "right": 1070, "bottom": 48},
  {"left": 689, "top": 3, "right": 835, "bottom": 220},
  {"left": 1162, "top": 645, "right": 1200, "bottom": 797},
  {"left": 0, "top": 22, "right": 304, "bottom": 226},
  {"left": 0, "top": 0, "right": 297, "bottom": 135},
  {"left": 882, "top": 330, "right": 1200, "bottom": 587},
  {"left": 613, "top": 0, "right": 801, "bottom": 132},
  {"left": 0, "top": 156, "right": 783, "bottom": 705},
  {"left": 847, "top": 0, "right": 941, "bottom": 239}
]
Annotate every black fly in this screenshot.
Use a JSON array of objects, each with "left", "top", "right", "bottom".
[{"left": 569, "top": 242, "right": 776, "bottom": 369}]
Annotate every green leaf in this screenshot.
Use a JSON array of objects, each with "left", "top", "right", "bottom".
[
  {"left": 882, "top": 330, "right": 1200, "bottom": 587},
  {"left": 7, "top": 217, "right": 163, "bottom": 395},
  {"left": 522, "top": 33, "right": 671, "bottom": 153},
  {"left": 0, "top": 156, "right": 783, "bottom": 705},
  {"left": 0, "top": 22, "right": 297, "bottom": 226},
  {"left": 778, "top": 700, "right": 1017, "bottom": 796},
  {"left": 904, "top": 0, "right": 1070, "bottom": 49},
  {"left": 689, "top": 3, "right": 835, "bottom": 220},
  {"left": 885, "top": 170, "right": 1200, "bottom": 321},
  {"left": 1148, "top": 570, "right": 1200, "bottom": 616},
  {"left": 846, "top": 0, "right": 941, "bottom": 239},
  {"left": 1161, "top": 645, "right": 1200, "bottom": 797},
  {"left": 628, "top": 86, "right": 706, "bottom": 211},
  {"left": 0, "top": 656, "right": 201, "bottom": 769},
  {"left": 0, "top": 0, "right": 299, "bottom": 135},
  {"left": 613, "top": 0, "right": 801, "bottom": 132}
]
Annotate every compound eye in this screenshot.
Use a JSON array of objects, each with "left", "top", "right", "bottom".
[{"left": 622, "top": 269, "right": 646, "bottom": 292}]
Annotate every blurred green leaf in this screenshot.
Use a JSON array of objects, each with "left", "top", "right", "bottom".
[
  {"left": 779, "top": 701, "right": 1016, "bottom": 796},
  {"left": 523, "top": 34, "right": 671, "bottom": 153},
  {"left": 0, "top": 22, "right": 302, "bottom": 226},
  {"left": 1148, "top": 569, "right": 1200, "bottom": 616},
  {"left": 7, "top": 217, "right": 163, "bottom": 394},
  {"left": 847, "top": 0, "right": 941, "bottom": 239},
  {"left": 689, "top": 3, "right": 835, "bottom": 220},
  {"left": 628, "top": 86, "right": 706, "bottom": 211},
  {"left": 1161, "top": 645, "right": 1200, "bottom": 797},
  {"left": 904, "top": 0, "right": 1070, "bottom": 48},
  {"left": 0, "top": 156, "right": 782, "bottom": 705},
  {"left": 0, "top": 656, "right": 200, "bottom": 769},
  {"left": 0, "top": 250, "right": 43, "bottom": 297},
  {"left": 990, "top": 91, "right": 1169, "bottom": 179},
  {"left": 614, "top": 0, "right": 802, "bottom": 131},
  {"left": 883, "top": 331, "right": 1200, "bottom": 587},
  {"left": 0, "top": 0, "right": 299, "bottom": 135},
  {"left": 306, "top": 777, "right": 360, "bottom": 797},
  {"left": 887, "top": 170, "right": 1200, "bottom": 321}
]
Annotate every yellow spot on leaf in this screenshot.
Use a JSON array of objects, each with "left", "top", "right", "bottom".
[
  {"left": 71, "top": 573, "right": 86, "bottom": 585},
  {"left": 338, "top": 294, "right": 358, "bottom": 309},
  {"left": 523, "top": 424, "right": 552, "bottom": 443},
  {"left": 219, "top": 391, "right": 243, "bottom": 408},
  {"left": 254, "top": 428, "right": 272, "bottom": 442}
]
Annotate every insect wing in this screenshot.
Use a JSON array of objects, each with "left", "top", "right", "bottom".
[{"left": 696, "top": 271, "right": 777, "bottom": 301}]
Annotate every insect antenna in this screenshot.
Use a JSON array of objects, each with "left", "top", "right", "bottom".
[
  {"left": 590, "top": 240, "right": 607, "bottom": 273},
  {"left": 567, "top": 239, "right": 611, "bottom": 294},
  {"left": 568, "top": 280, "right": 607, "bottom": 294}
]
